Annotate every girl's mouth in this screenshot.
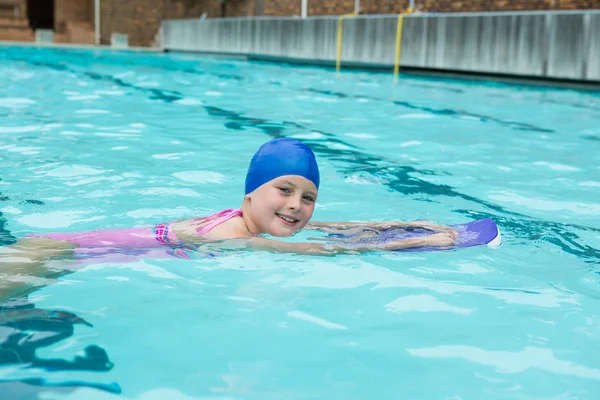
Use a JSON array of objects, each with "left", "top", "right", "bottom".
[{"left": 276, "top": 213, "right": 299, "bottom": 226}]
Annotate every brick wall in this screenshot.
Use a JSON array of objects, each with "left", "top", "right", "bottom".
[
  {"left": 100, "top": 0, "right": 163, "bottom": 46},
  {"left": 93, "top": 0, "right": 599, "bottom": 47},
  {"left": 265, "top": 0, "right": 299, "bottom": 15},
  {"left": 264, "top": 0, "right": 599, "bottom": 15},
  {"left": 0, "top": 0, "right": 26, "bottom": 18},
  {"left": 100, "top": 0, "right": 253, "bottom": 47},
  {"left": 54, "top": 0, "right": 92, "bottom": 33},
  {"left": 416, "top": 0, "right": 599, "bottom": 13},
  {"left": 0, "top": 0, "right": 32, "bottom": 42}
]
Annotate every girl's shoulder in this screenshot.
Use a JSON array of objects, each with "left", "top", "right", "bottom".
[{"left": 170, "top": 209, "right": 246, "bottom": 242}]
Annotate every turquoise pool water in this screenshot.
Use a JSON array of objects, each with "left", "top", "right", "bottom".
[{"left": 1, "top": 45, "right": 600, "bottom": 399}]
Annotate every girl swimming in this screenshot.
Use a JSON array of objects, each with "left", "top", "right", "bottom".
[{"left": 1, "top": 138, "right": 456, "bottom": 298}]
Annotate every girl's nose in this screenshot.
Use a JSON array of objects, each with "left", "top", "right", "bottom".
[{"left": 287, "top": 196, "right": 301, "bottom": 210}]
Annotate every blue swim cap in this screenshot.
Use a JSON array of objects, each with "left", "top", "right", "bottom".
[{"left": 245, "top": 138, "right": 320, "bottom": 195}]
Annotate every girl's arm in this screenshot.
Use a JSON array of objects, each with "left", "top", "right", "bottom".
[
  {"left": 305, "top": 220, "right": 454, "bottom": 233},
  {"left": 202, "top": 231, "right": 455, "bottom": 256}
]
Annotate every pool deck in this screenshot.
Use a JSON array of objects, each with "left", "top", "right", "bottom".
[{"left": 0, "top": 40, "right": 161, "bottom": 53}]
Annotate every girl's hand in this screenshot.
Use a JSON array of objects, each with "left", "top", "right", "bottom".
[{"left": 421, "top": 231, "right": 457, "bottom": 247}]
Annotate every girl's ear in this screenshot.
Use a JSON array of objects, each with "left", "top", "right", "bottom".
[{"left": 244, "top": 194, "right": 251, "bottom": 202}]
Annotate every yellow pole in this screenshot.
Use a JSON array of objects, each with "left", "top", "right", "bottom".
[
  {"left": 336, "top": 15, "right": 345, "bottom": 75},
  {"left": 336, "top": 11, "right": 358, "bottom": 75},
  {"left": 393, "top": 13, "right": 404, "bottom": 83}
]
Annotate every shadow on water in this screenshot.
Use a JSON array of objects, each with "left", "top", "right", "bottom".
[
  {"left": 0, "top": 298, "right": 121, "bottom": 396},
  {"left": 1, "top": 191, "right": 119, "bottom": 395}
]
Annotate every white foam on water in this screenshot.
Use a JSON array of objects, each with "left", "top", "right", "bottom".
[
  {"left": 205, "top": 91, "right": 222, "bottom": 96},
  {"left": 579, "top": 181, "right": 600, "bottom": 187},
  {"left": 287, "top": 311, "right": 347, "bottom": 330},
  {"left": 0, "top": 97, "right": 36, "bottom": 107},
  {"left": 130, "top": 123, "right": 146, "bottom": 128},
  {"left": 152, "top": 153, "right": 181, "bottom": 160},
  {"left": 385, "top": 294, "right": 474, "bottom": 315},
  {"left": 122, "top": 173, "right": 143, "bottom": 178},
  {"left": 16, "top": 210, "right": 104, "bottom": 229},
  {"left": 115, "top": 71, "right": 134, "bottom": 79},
  {"left": 68, "top": 95, "right": 101, "bottom": 101},
  {"left": 126, "top": 206, "right": 192, "bottom": 219},
  {"left": 497, "top": 165, "right": 512, "bottom": 171},
  {"left": 396, "top": 113, "right": 435, "bottom": 119},
  {"left": 314, "top": 96, "right": 338, "bottom": 103},
  {"left": 135, "top": 187, "right": 203, "bottom": 198},
  {"left": 533, "top": 161, "right": 580, "bottom": 172},
  {"left": 65, "top": 176, "right": 122, "bottom": 187},
  {"left": 60, "top": 131, "right": 83, "bottom": 136},
  {"left": 41, "top": 123, "right": 63, "bottom": 131},
  {"left": 0, "top": 206, "right": 22, "bottom": 215},
  {"left": 0, "top": 125, "right": 41, "bottom": 133},
  {"left": 400, "top": 140, "right": 423, "bottom": 147},
  {"left": 7, "top": 146, "right": 43, "bottom": 155},
  {"left": 327, "top": 142, "right": 353, "bottom": 150},
  {"left": 82, "top": 260, "right": 181, "bottom": 280},
  {"left": 39, "top": 165, "right": 106, "bottom": 178},
  {"left": 406, "top": 345, "right": 600, "bottom": 380},
  {"left": 227, "top": 296, "right": 258, "bottom": 303},
  {"left": 172, "top": 170, "right": 225, "bottom": 184},
  {"left": 76, "top": 123, "right": 94, "bottom": 128},
  {"left": 94, "top": 132, "right": 140, "bottom": 137},
  {"left": 345, "top": 133, "right": 377, "bottom": 139},
  {"left": 290, "top": 132, "right": 324, "bottom": 140},
  {"left": 76, "top": 109, "right": 110, "bottom": 114},
  {"left": 111, "top": 146, "right": 129, "bottom": 150},
  {"left": 107, "top": 276, "right": 130, "bottom": 282},
  {"left": 94, "top": 90, "right": 125, "bottom": 95},
  {"left": 489, "top": 190, "right": 600, "bottom": 215},
  {"left": 344, "top": 175, "right": 380, "bottom": 185},
  {"left": 82, "top": 189, "right": 119, "bottom": 199},
  {"left": 136, "top": 81, "right": 160, "bottom": 88},
  {"left": 174, "top": 98, "right": 203, "bottom": 105},
  {"left": 8, "top": 70, "right": 34, "bottom": 80}
]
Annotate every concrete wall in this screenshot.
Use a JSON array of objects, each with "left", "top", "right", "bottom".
[{"left": 162, "top": 11, "right": 600, "bottom": 82}]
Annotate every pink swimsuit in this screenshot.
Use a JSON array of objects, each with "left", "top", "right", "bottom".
[{"left": 28, "top": 208, "right": 243, "bottom": 261}]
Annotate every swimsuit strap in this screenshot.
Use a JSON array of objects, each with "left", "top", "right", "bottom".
[
  {"left": 194, "top": 208, "right": 243, "bottom": 236},
  {"left": 154, "top": 222, "right": 184, "bottom": 247},
  {"left": 154, "top": 208, "right": 242, "bottom": 247}
]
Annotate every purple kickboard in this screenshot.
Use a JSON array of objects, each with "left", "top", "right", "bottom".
[{"left": 328, "top": 218, "right": 501, "bottom": 252}]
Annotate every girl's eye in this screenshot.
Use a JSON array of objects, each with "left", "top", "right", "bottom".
[
  {"left": 278, "top": 187, "right": 291, "bottom": 194},
  {"left": 303, "top": 196, "right": 315, "bottom": 202}
]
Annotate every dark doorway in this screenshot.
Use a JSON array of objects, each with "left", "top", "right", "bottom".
[{"left": 27, "top": 0, "right": 54, "bottom": 30}]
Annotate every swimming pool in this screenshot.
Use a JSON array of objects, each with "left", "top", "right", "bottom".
[{"left": 1, "top": 44, "right": 599, "bottom": 399}]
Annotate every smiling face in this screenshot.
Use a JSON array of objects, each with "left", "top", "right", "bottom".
[{"left": 242, "top": 175, "right": 318, "bottom": 237}]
